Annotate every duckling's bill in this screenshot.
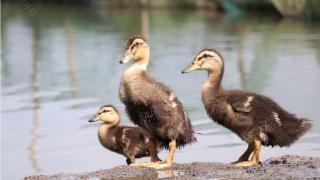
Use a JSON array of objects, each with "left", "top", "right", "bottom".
[
  {"left": 88, "top": 116, "right": 99, "bottom": 122},
  {"left": 182, "top": 63, "right": 199, "bottom": 74},
  {"left": 119, "top": 50, "right": 133, "bottom": 64}
]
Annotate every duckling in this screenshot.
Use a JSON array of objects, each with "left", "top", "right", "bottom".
[
  {"left": 118, "top": 36, "right": 196, "bottom": 169},
  {"left": 89, "top": 105, "right": 155, "bottom": 165},
  {"left": 182, "top": 49, "right": 312, "bottom": 167}
]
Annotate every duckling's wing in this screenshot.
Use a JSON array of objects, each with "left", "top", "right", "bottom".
[
  {"left": 141, "top": 72, "right": 196, "bottom": 146},
  {"left": 115, "top": 127, "right": 150, "bottom": 156},
  {"left": 229, "top": 95, "right": 254, "bottom": 113},
  {"left": 142, "top": 72, "right": 181, "bottom": 106},
  {"left": 222, "top": 91, "right": 256, "bottom": 127}
]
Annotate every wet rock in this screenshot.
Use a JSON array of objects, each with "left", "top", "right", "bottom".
[{"left": 25, "top": 155, "right": 320, "bottom": 179}]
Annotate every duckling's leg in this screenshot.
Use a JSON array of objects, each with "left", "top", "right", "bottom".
[
  {"left": 150, "top": 138, "right": 161, "bottom": 162},
  {"left": 132, "top": 138, "right": 161, "bottom": 167},
  {"left": 150, "top": 139, "right": 176, "bottom": 169},
  {"left": 126, "top": 157, "right": 135, "bottom": 165},
  {"left": 235, "top": 139, "right": 261, "bottom": 167},
  {"left": 165, "top": 139, "right": 176, "bottom": 164},
  {"left": 232, "top": 143, "right": 253, "bottom": 164}
]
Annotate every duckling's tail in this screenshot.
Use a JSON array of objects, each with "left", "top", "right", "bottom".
[
  {"left": 280, "top": 116, "right": 312, "bottom": 147},
  {"left": 294, "top": 117, "right": 312, "bottom": 138}
]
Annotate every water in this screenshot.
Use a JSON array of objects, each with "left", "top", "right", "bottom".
[{"left": 2, "top": 3, "right": 320, "bottom": 180}]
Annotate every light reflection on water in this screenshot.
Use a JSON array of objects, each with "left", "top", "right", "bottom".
[{"left": 2, "top": 3, "right": 320, "bottom": 180}]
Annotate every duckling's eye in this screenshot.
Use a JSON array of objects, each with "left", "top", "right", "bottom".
[
  {"left": 99, "top": 110, "right": 111, "bottom": 114},
  {"left": 202, "top": 54, "right": 214, "bottom": 60},
  {"left": 131, "top": 43, "right": 138, "bottom": 50},
  {"left": 197, "top": 56, "right": 205, "bottom": 61},
  {"left": 204, "top": 54, "right": 213, "bottom": 58}
]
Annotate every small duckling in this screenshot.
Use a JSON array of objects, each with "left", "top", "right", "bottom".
[
  {"left": 119, "top": 36, "right": 196, "bottom": 169},
  {"left": 182, "top": 49, "right": 312, "bottom": 167},
  {"left": 89, "top": 105, "right": 155, "bottom": 165}
]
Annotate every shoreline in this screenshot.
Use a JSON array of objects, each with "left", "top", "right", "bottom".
[{"left": 25, "top": 155, "right": 320, "bottom": 179}]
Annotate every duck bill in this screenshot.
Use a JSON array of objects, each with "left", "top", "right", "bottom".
[
  {"left": 182, "top": 63, "right": 198, "bottom": 74},
  {"left": 119, "top": 50, "right": 133, "bottom": 64},
  {"left": 88, "top": 116, "right": 99, "bottom": 123}
]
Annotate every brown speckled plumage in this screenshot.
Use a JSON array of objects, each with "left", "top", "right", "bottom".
[
  {"left": 204, "top": 89, "right": 312, "bottom": 147},
  {"left": 119, "top": 37, "right": 196, "bottom": 150},
  {"left": 98, "top": 125, "right": 152, "bottom": 165},
  {"left": 89, "top": 105, "right": 154, "bottom": 165},
  {"left": 120, "top": 70, "right": 196, "bottom": 149},
  {"left": 184, "top": 49, "right": 312, "bottom": 148}
]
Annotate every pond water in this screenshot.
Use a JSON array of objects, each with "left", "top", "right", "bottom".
[{"left": 2, "top": 3, "right": 320, "bottom": 179}]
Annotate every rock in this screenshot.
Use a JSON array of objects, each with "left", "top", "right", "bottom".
[{"left": 24, "top": 155, "right": 320, "bottom": 179}]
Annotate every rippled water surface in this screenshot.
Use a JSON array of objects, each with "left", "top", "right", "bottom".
[{"left": 2, "top": 3, "right": 320, "bottom": 179}]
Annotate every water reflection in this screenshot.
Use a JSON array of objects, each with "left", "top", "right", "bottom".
[
  {"left": 27, "top": 20, "right": 42, "bottom": 174},
  {"left": 141, "top": 9, "right": 149, "bottom": 40},
  {"left": 64, "top": 18, "right": 78, "bottom": 98},
  {"left": 236, "top": 23, "right": 247, "bottom": 89},
  {"left": 1, "top": 15, "right": 10, "bottom": 87},
  {"left": 1, "top": 3, "right": 320, "bottom": 180},
  {"left": 156, "top": 168, "right": 174, "bottom": 178}
]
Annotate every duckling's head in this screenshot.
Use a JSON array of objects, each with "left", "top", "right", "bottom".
[
  {"left": 119, "top": 36, "right": 150, "bottom": 65},
  {"left": 182, "top": 49, "right": 224, "bottom": 74},
  {"left": 89, "top": 105, "right": 120, "bottom": 126}
]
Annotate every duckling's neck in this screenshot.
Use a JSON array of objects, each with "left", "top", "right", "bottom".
[
  {"left": 127, "top": 56, "right": 150, "bottom": 73},
  {"left": 131, "top": 61, "right": 148, "bottom": 71},
  {"left": 205, "top": 70, "right": 224, "bottom": 91},
  {"left": 98, "top": 123, "right": 117, "bottom": 146},
  {"left": 124, "top": 59, "right": 149, "bottom": 80},
  {"left": 99, "top": 123, "right": 116, "bottom": 135}
]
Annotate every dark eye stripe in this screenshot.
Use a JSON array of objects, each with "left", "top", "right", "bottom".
[
  {"left": 204, "top": 54, "right": 213, "bottom": 58},
  {"left": 197, "top": 55, "right": 204, "bottom": 60},
  {"left": 130, "top": 43, "right": 138, "bottom": 50},
  {"left": 134, "top": 42, "right": 143, "bottom": 46},
  {"left": 99, "top": 109, "right": 111, "bottom": 114},
  {"left": 199, "top": 54, "right": 213, "bottom": 60}
]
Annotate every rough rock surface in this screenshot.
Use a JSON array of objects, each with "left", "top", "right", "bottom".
[{"left": 24, "top": 155, "right": 320, "bottom": 179}]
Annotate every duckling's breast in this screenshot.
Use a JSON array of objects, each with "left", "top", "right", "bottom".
[
  {"left": 201, "top": 82, "right": 214, "bottom": 104},
  {"left": 98, "top": 125, "right": 118, "bottom": 152},
  {"left": 201, "top": 85, "right": 227, "bottom": 125},
  {"left": 119, "top": 72, "right": 146, "bottom": 104},
  {"left": 119, "top": 76, "right": 136, "bottom": 102},
  {"left": 119, "top": 78, "right": 127, "bottom": 102}
]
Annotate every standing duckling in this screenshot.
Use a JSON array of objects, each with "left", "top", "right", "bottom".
[
  {"left": 89, "top": 105, "right": 155, "bottom": 165},
  {"left": 119, "top": 36, "right": 196, "bottom": 169},
  {"left": 182, "top": 49, "right": 312, "bottom": 167}
]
